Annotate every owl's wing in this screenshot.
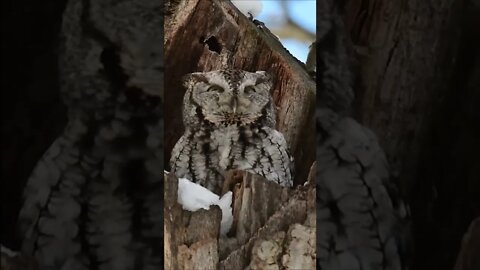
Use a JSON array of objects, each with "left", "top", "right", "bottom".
[
  {"left": 170, "top": 130, "right": 225, "bottom": 193},
  {"left": 246, "top": 127, "right": 293, "bottom": 188},
  {"left": 18, "top": 119, "right": 90, "bottom": 268},
  {"left": 316, "top": 108, "right": 410, "bottom": 270},
  {"left": 169, "top": 132, "right": 193, "bottom": 179}
]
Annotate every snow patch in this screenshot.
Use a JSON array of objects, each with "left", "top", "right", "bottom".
[
  {"left": 177, "top": 178, "right": 233, "bottom": 236},
  {"left": 231, "top": 0, "right": 263, "bottom": 17}
]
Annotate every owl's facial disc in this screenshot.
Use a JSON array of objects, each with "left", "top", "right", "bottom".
[
  {"left": 203, "top": 85, "right": 269, "bottom": 126},
  {"left": 186, "top": 70, "right": 273, "bottom": 126}
]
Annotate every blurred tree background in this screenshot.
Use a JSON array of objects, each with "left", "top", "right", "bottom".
[
  {"left": 340, "top": 0, "right": 479, "bottom": 269},
  {"left": 237, "top": 0, "right": 479, "bottom": 269},
  {"left": 233, "top": 0, "right": 316, "bottom": 63},
  {"left": 257, "top": 0, "right": 315, "bottom": 63}
]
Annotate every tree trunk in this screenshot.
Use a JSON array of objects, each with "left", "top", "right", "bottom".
[
  {"left": 343, "top": 0, "right": 480, "bottom": 269},
  {"left": 164, "top": 167, "right": 316, "bottom": 269},
  {"left": 343, "top": 0, "right": 464, "bottom": 192}
]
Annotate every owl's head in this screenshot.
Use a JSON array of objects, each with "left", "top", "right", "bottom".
[{"left": 182, "top": 69, "right": 275, "bottom": 128}]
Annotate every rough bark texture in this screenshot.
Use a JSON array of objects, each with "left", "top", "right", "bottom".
[
  {"left": 343, "top": 0, "right": 480, "bottom": 269},
  {"left": 343, "top": 0, "right": 463, "bottom": 191},
  {"left": 164, "top": 169, "right": 316, "bottom": 269},
  {"left": 164, "top": 173, "right": 221, "bottom": 269}
]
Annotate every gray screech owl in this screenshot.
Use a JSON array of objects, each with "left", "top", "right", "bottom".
[{"left": 170, "top": 69, "right": 293, "bottom": 194}]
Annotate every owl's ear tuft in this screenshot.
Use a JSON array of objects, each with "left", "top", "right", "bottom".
[
  {"left": 182, "top": 72, "right": 208, "bottom": 88},
  {"left": 254, "top": 71, "right": 272, "bottom": 87},
  {"left": 255, "top": 71, "right": 268, "bottom": 76}
]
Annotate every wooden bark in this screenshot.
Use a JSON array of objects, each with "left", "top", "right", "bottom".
[
  {"left": 343, "top": 0, "right": 479, "bottom": 269},
  {"left": 164, "top": 173, "right": 222, "bottom": 269},
  {"left": 164, "top": 168, "right": 316, "bottom": 269},
  {"left": 343, "top": 0, "right": 464, "bottom": 192}
]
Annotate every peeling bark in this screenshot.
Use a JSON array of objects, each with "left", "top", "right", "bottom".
[
  {"left": 165, "top": 169, "right": 316, "bottom": 269},
  {"left": 343, "top": 1, "right": 479, "bottom": 269}
]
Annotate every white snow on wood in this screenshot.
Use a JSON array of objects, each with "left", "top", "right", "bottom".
[
  {"left": 231, "top": 0, "right": 263, "bottom": 17},
  {"left": 177, "top": 178, "right": 233, "bottom": 236}
]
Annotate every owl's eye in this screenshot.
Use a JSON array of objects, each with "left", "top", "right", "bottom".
[
  {"left": 244, "top": 85, "right": 256, "bottom": 94},
  {"left": 207, "top": 85, "right": 224, "bottom": 93}
]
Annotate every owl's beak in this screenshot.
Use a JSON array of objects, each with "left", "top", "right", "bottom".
[{"left": 232, "top": 97, "right": 238, "bottom": 114}]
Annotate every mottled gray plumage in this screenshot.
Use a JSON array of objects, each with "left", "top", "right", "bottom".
[
  {"left": 316, "top": 0, "right": 411, "bottom": 269},
  {"left": 170, "top": 69, "right": 293, "bottom": 194},
  {"left": 18, "top": 0, "right": 163, "bottom": 269}
]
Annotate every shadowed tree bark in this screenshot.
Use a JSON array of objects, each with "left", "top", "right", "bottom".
[
  {"left": 1, "top": 0, "right": 69, "bottom": 251},
  {"left": 343, "top": 0, "right": 480, "bottom": 269}
]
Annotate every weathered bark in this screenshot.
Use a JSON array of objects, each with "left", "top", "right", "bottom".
[
  {"left": 343, "top": 0, "right": 464, "bottom": 192},
  {"left": 219, "top": 170, "right": 313, "bottom": 269},
  {"left": 164, "top": 168, "right": 316, "bottom": 269},
  {"left": 164, "top": 173, "right": 221, "bottom": 270},
  {"left": 342, "top": 0, "right": 479, "bottom": 269}
]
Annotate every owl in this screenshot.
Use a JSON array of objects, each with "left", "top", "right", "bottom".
[{"left": 170, "top": 69, "right": 293, "bottom": 194}]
